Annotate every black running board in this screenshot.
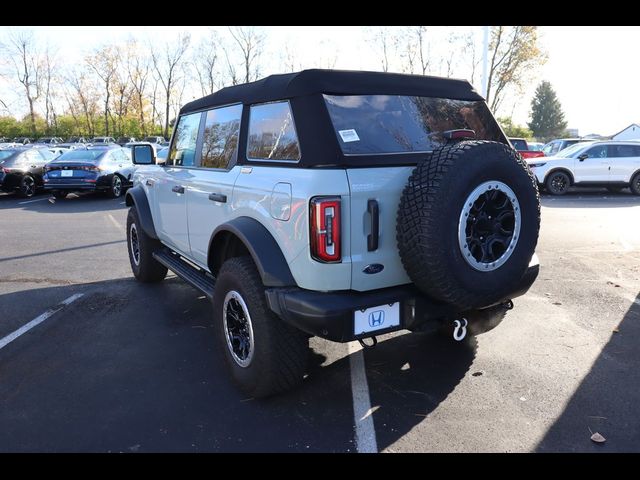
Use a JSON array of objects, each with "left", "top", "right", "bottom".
[{"left": 153, "top": 249, "right": 216, "bottom": 299}]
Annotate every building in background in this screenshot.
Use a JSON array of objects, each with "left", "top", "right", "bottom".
[{"left": 612, "top": 123, "right": 640, "bottom": 140}]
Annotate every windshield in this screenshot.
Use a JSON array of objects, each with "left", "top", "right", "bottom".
[
  {"left": 54, "top": 150, "right": 104, "bottom": 162},
  {"left": 556, "top": 142, "right": 594, "bottom": 158},
  {"left": 323, "top": 94, "right": 506, "bottom": 155}
]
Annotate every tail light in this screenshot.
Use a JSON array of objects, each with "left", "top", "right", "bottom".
[{"left": 310, "top": 196, "right": 341, "bottom": 263}]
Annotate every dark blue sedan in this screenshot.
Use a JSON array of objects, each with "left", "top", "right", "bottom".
[{"left": 43, "top": 146, "right": 136, "bottom": 199}]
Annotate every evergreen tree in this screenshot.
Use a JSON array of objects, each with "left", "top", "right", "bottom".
[{"left": 528, "top": 81, "right": 568, "bottom": 140}]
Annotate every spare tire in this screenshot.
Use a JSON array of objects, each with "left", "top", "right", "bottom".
[{"left": 396, "top": 140, "right": 540, "bottom": 310}]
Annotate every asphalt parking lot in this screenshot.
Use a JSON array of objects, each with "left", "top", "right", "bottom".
[{"left": 1, "top": 188, "right": 639, "bottom": 452}]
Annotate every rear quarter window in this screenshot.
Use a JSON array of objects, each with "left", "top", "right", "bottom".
[{"left": 247, "top": 101, "right": 300, "bottom": 161}]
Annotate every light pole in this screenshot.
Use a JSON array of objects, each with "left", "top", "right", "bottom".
[{"left": 481, "top": 26, "right": 489, "bottom": 99}]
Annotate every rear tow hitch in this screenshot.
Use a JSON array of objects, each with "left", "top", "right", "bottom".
[
  {"left": 453, "top": 318, "right": 468, "bottom": 341},
  {"left": 358, "top": 336, "right": 378, "bottom": 349}
]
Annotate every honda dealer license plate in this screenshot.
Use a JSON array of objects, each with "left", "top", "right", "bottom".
[
  {"left": 354, "top": 302, "right": 400, "bottom": 335},
  {"left": 61, "top": 170, "right": 73, "bottom": 177}
]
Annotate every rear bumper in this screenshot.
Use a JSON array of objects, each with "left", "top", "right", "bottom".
[
  {"left": 43, "top": 183, "right": 100, "bottom": 191},
  {"left": 266, "top": 256, "right": 539, "bottom": 342}
]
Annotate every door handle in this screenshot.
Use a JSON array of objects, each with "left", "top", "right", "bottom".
[
  {"left": 146, "top": 179, "right": 155, "bottom": 187},
  {"left": 367, "top": 199, "right": 379, "bottom": 251},
  {"left": 208, "top": 193, "right": 227, "bottom": 203},
  {"left": 172, "top": 185, "right": 185, "bottom": 194}
]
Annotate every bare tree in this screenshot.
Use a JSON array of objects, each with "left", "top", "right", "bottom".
[
  {"left": 43, "top": 46, "right": 57, "bottom": 133},
  {"left": 368, "top": 27, "right": 397, "bottom": 72},
  {"left": 87, "top": 45, "right": 119, "bottom": 135},
  {"left": 67, "top": 68, "right": 99, "bottom": 136},
  {"left": 4, "top": 30, "right": 43, "bottom": 136},
  {"left": 193, "top": 30, "right": 220, "bottom": 96},
  {"left": 151, "top": 33, "right": 191, "bottom": 138},
  {"left": 463, "top": 31, "right": 480, "bottom": 85},
  {"left": 415, "top": 26, "right": 430, "bottom": 75},
  {"left": 127, "top": 38, "right": 150, "bottom": 136},
  {"left": 227, "top": 26, "right": 264, "bottom": 84},
  {"left": 111, "top": 44, "right": 135, "bottom": 136},
  {"left": 280, "top": 40, "right": 300, "bottom": 73},
  {"left": 486, "top": 26, "right": 546, "bottom": 113}
]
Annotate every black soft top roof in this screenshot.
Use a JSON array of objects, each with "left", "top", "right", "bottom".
[{"left": 180, "top": 69, "right": 484, "bottom": 114}]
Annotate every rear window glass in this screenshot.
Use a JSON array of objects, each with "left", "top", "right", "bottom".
[
  {"left": 510, "top": 139, "right": 528, "bottom": 150},
  {"left": 55, "top": 150, "right": 104, "bottom": 162},
  {"left": 324, "top": 94, "right": 505, "bottom": 155}
]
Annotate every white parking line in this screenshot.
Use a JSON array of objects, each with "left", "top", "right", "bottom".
[
  {"left": 18, "top": 197, "right": 49, "bottom": 205},
  {"left": 0, "top": 293, "right": 84, "bottom": 350},
  {"left": 348, "top": 341, "right": 378, "bottom": 453},
  {"left": 107, "top": 213, "right": 123, "bottom": 230}
]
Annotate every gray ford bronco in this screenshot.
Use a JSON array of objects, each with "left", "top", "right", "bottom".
[{"left": 126, "top": 69, "right": 540, "bottom": 397}]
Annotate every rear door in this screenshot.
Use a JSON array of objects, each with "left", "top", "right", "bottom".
[
  {"left": 155, "top": 111, "right": 202, "bottom": 256},
  {"left": 186, "top": 104, "right": 243, "bottom": 268},
  {"left": 608, "top": 144, "right": 640, "bottom": 182}
]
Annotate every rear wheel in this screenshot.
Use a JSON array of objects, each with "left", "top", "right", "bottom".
[
  {"left": 108, "top": 175, "right": 123, "bottom": 198},
  {"left": 213, "top": 256, "right": 308, "bottom": 398},
  {"left": 631, "top": 172, "right": 640, "bottom": 196},
  {"left": 18, "top": 175, "right": 36, "bottom": 198},
  {"left": 545, "top": 171, "right": 571, "bottom": 195},
  {"left": 126, "top": 208, "right": 167, "bottom": 282}
]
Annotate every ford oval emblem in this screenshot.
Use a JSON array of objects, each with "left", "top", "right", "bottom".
[{"left": 363, "top": 264, "right": 384, "bottom": 274}]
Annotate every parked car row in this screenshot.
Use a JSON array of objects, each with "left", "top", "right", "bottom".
[
  {"left": 0, "top": 145, "right": 136, "bottom": 199},
  {"left": 526, "top": 140, "right": 640, "bottom": 195},
  {"left": 0, "top": 135, "right": 169, "bottom": 147}
]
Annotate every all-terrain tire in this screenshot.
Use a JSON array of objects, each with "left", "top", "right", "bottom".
[
  {"left": 213, "top": 256, "right": 309, "bottom": 398},
  {"left": 126, "top": 207, "right": 168, "bottom": 282},
  {"left": 397, "top": 140, "right": 540, "bottom": 310}
]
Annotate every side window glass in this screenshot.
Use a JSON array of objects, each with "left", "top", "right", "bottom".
[
  {"left": 169, "top": 112, "right": 201, "bottom": 167},
  {"left": 200, "top": 104, "right": 242, "bottom": 169},
  {"left": 550, "top": 142, "right": 560, "bottom": 154},
  {"left": 247, "top": 101, "right": 300, "bottom": 161},
  {"left": 585, "top": 145, "right": 607, "bottom": 158}
]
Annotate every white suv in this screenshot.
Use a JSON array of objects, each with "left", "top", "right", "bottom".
[
  {"left": 125, "top": 70, "right": 541, "bottom": 397},
  {"left": 527, "top": 140, "right": 640, "bottom": 195}
]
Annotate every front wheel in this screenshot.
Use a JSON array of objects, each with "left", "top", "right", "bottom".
[
  {"left": 126, "top": 208, "right": 168, "bottom": 282},
  {"left": 545, "top": 171, "right": 571, "bottom": 196},
  {"left": 18, "top": 175, "right": 36, "bottom": 198},
  {"left": 213, "top": 256, "right": 309, "bottom": 398}
]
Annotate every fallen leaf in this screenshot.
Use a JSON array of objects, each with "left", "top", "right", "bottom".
[
  {"left": 590, "top": 432, "right": 606, "bottom": 444},
  {"left": 613, "top": 327, "right": 620, "bottom": 333},
  {"left": 552, "top": 302, "right": 562, "bottom": 306},
  {"left": 544, "top": 293, "right": 551, "bottom": 297},
  {"left": 472, "top": 371, "right": 484, "bottom": 377}
]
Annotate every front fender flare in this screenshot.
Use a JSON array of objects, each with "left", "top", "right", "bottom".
[{"left": 125, "top": 185, "right": 158, "bottom": 239}]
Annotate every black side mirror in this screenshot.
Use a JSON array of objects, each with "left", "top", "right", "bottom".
[
  {"left": 131, "top": 144, "right": 157, "bottom": 165},
  {"left": 578, "top": 154, "right": 588, "bottom": 161}
]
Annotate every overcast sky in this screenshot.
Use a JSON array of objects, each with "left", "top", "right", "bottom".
[{"left": 1, "top": 26, "right": 638, "bottom": 136}]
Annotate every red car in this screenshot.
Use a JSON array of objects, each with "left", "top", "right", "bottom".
[{"left": 509, "top": 137, "right": 545, "bottom": 159}]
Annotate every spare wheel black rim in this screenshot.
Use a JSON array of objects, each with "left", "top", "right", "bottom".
[
  {"left": 458, "top": 180, "right": 521, "bottom": 272},
  {"left": 223, "top": 290, "right": 255, "bottom": 368}
]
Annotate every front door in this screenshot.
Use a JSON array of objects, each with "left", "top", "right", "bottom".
[
  {"left": 573, "top": 144, "right": 610, "bottom": 183},
  {"left": 155, "top": 111, "right": 202, "bottom": 256}
]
